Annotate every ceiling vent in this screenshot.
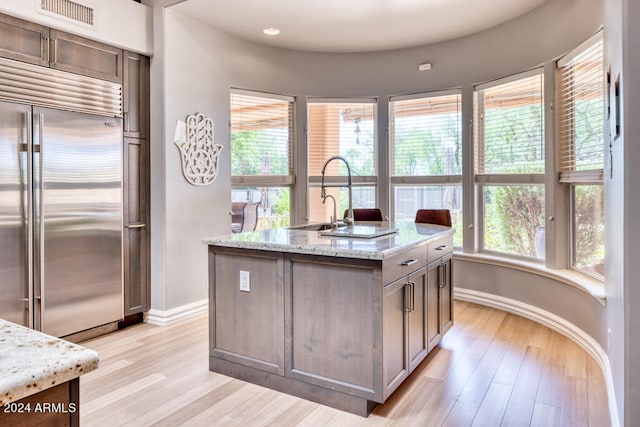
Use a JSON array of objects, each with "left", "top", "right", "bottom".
[{"left": 38, "top": 0, "right": 95, "bottom": 27}]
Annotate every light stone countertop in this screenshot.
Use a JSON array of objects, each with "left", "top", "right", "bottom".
[
  {"left": 0, "top": 319, "right": 99, "bottom": 405},
  {"left": 204, "top": 221, "right": 454, "bottom": 260}
]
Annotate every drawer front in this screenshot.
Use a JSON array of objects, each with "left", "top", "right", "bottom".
[
  {"left": 427, "top": 234, "right": 453, "bottom": 262},
  {"left": 383, "top": 244, "right": 427, "bottom": 284}
]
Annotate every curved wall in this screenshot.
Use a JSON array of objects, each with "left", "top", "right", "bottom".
[{"left": 154, "top": 0, "right": 605, "bottom": 353}]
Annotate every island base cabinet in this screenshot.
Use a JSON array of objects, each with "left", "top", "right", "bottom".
[
  {"left": 209, "top": 249, "right": 285, "bottom": 375},
  {"left": 427, "top": 253, "right": 454, "bottom": 351},
  {"left": 208, "top": 231, "right": 453, "bottom": 418},
  {"left": 383, "top": 267, "right": 428, "bottom": 398},
  {"left": 286, "top": 257, "right": 382, "bottom": 401},
  {"left": 440, "top": 254, "right": 454, "bottom": 335}
]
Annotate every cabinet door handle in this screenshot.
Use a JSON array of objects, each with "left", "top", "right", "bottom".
[
  {"left": 404, "top": 283, "right": 411, "bottom": 312},
  {"left": 409, "top": 281, "right": 415, "bottom": 311},
  {"left": 401, "top": 258, "right": 418, "bottom": 266},
  {"left": 439, "top": 264, "right": 446, "bottom": 288},
  {"left": 435, "top": 245, "right": 447, "bottom": 251}
]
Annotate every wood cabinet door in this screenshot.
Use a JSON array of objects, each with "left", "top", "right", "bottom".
[
  {"left": 123, "top": 51, "right": 149, "bottom": 137},
  {"left": 426, "top": 260, "right": 442, "bottom": 351},
  {"left": 407, "top": 267, "right": 428, "bottom": 372},
  {"left": 123, "top": 137, "right": 149, "bottom": 315},
  {"left": 383, "top": 277, "right": 409, "bottom": 398},
  {"left": 439, "top": 254, "right": 454, "bottom": 335},
  {"left": 212, "top": 250, "right": 285, "bottom": 374},
  {"left": 0, "top": 13, "right": 49, "bottom": 67},
  {"left": 288, "top": 258, "right": 379, "bottom": 400},
  {"left": 49, "top": 29, "right": 123, "bottom": 82}
]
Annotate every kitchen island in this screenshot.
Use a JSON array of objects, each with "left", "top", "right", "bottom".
[
  {"left": 0, "top": 319, "right": 99, "bottom": 426},
  {"left": 205, "top": 222, "right": 454, "bottom": 416}
]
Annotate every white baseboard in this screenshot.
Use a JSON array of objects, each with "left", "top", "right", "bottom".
[
  {"left": 454, "top": 287, "right": 620, "bottom": 427},
  {"left": 144, "top": 299, "right": 208, "bottom": 327}
]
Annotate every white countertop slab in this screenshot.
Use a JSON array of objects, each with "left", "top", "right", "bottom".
[
  {"left": 0, "top": 319, "right": 99, "bottom": 405},
  {"left": 204, "top": 221, "right": 453, "bottom": 260}
]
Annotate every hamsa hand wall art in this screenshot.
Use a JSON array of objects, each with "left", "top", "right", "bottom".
[{"left": 174, "top": 113, "right": 223, "bottom": 186}]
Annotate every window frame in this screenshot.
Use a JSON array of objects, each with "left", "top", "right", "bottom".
[
  {"left": 388, "top": 89, "right": 463, "bottom": 245},
  {"left": 230, "top": 88, "right": 297, "bottom": 227},
  {"left": 474, "top": 68, "right": 546, "bottom": 260},
  {"left": 556, "top": 32, "right": 605, "bottom": 279},
  {"left": 306, "top": 97, "right": 379, "bottom": 219}
]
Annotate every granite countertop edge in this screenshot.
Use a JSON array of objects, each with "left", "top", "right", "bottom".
[
  {"left": 0, "top": 319, "right": 99, "bottom": 405},
  {"left": 203, "top": 222, "right": 454, "bottom": 260}
]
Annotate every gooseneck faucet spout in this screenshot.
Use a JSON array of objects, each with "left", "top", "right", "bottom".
[
  {"left": 320, "top": 156, "right": 354, "bottom": 225},
  {"left": 322, "top": 194, "right": 338, "bottom": 229}
]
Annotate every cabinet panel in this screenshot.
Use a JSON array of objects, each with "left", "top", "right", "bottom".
[
  {"left": 383, "top": 278, "right": 408, "bottom": 397},
  {"left": 426, "top": 261, "right": 441, "bottom": 351},
  {"left": 382, "top": 243, "right": 427, "bottom": 284},
  {"left": 123, "top": 227, "right": 148, "bottom": 315},
  {"left": 123, "top": 138, "right": 149, "bottom": 315},
  {"left": 0, "top": 13, "right": 49, "bottom": 67},
  {"left": 407, "top": 267, "right": 428, "bottom": 372},
  {"left": 439, "top": 254, "right": 453, "bottom": 335},
  {"left": 289, "top": 259, "right": 378, "bottom": 398},
  {"left": 50, "top": 30, "right": 123, "bottom": 82},
  {"left": 123, "top": 51, "right": 149, "bottom": 137},
  {"left": 212, "top": 251, "right": 284, "bottom": 374},
  {"left": 427, "top": 234, "right": 453, "bottom": 263}
]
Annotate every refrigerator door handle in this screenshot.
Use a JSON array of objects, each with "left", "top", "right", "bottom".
[
  {"left": 24, "top": 110, "right": 34, "bottom": 328},
  {"left": 32, "top": 112, "right": 44, "bottom": 330}
]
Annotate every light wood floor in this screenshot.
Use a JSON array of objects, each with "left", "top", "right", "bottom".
[{"left": 79, "top": 301, "right": 611, "bottom": 426}]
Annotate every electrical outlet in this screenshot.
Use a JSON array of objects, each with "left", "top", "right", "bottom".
[{"left": 239, "top": 270, "right": 251, "bottom": 292}]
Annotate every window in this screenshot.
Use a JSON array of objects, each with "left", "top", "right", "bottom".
[
  {"left": 475, "top": 70, "right": 545, "bottom": 259},
  {"left": 389, "top": 91, "right": 462, "bottom": 246},
  {"left": 307, "top": 98, "right": 377, "bottom": 222},
  {"left": 230, "top": 89, "right": 295, "bottom": 230},
  {"left": 557, "top": 33, "right": 604, "bottom": 278}
]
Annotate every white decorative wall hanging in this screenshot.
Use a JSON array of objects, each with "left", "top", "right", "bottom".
[{"left": 174, "top": 113, "right": 223, "bottom": 186}]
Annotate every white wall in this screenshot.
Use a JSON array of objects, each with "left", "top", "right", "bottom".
[
  {"left": 604, "top": 0, "right": 625, "bottom": 423},
  {"left": 606, "top": 0, "right": 640, "bottom": 423},
  {"left": 622, "top": 0, "right": 640, "bottom": 422},
  {"left": 0, "top": 0, "right": 153, "bottom": 54}
]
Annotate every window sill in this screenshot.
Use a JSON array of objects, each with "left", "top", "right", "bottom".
[{"left": 453, "top": 252, "right": 606, "bottom": 305}]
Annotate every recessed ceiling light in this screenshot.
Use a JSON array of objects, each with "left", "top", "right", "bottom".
[{"left": 263, "top": 28, "right": 281, "bottom": 36}]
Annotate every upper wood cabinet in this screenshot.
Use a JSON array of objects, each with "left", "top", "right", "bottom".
[
  {"left": 0, "top": 13, "right": 49, "bottom": 67},
  {"left": 49, "top": 29, "right": 123, "bottom": 83},
  {"left": 0, "top": 13, "right": 123, "bottom": 83},
  {"left": 123, "top": 51, "right": 149, "bottom": 137}
]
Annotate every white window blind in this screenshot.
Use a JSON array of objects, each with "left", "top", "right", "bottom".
[
  {"left": 307, "top": 99, "right": 377, "bottom": 177},
  {"left": 390, "top": 92, "right": 461, "bottom": 177},
  {"left": 230, "top": 90, "right": 294, "bottom": 177},
  {"left": 475, "top": 72, "right": 544, "bottom": 174},
  {"left": 557, "top": 35, "right": 604, "bottom": 182}
]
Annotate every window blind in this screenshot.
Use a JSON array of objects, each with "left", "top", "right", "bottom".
[
  {"left": 307, "top": 99, "right": 377, "bottom": 177},
  {"left": 390, "top": 92, "right": 461, "bottom": 177},
  {"left": 230, "top": 90, "right": 294, "bottom": 177},
  {"left": 557, "top": 35, "right": 604, "bottom": 182},
  {"left": 475, "top": 72, "right": 544, "bottom": 174}
]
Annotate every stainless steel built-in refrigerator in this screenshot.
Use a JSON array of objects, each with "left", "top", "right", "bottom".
[{"left": 0, "top": 58, "right": 123, "bottom": 337}]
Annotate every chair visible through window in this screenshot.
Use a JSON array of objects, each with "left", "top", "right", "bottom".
[
  {"left": 231, "top": 202, "right": 260, "bottom": 232},
  {"left": 343, "top": 208, "right": 384, "bottom": 221},
  {"left": 415, "top": 209, "right": 452, "bottom": 227}
]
